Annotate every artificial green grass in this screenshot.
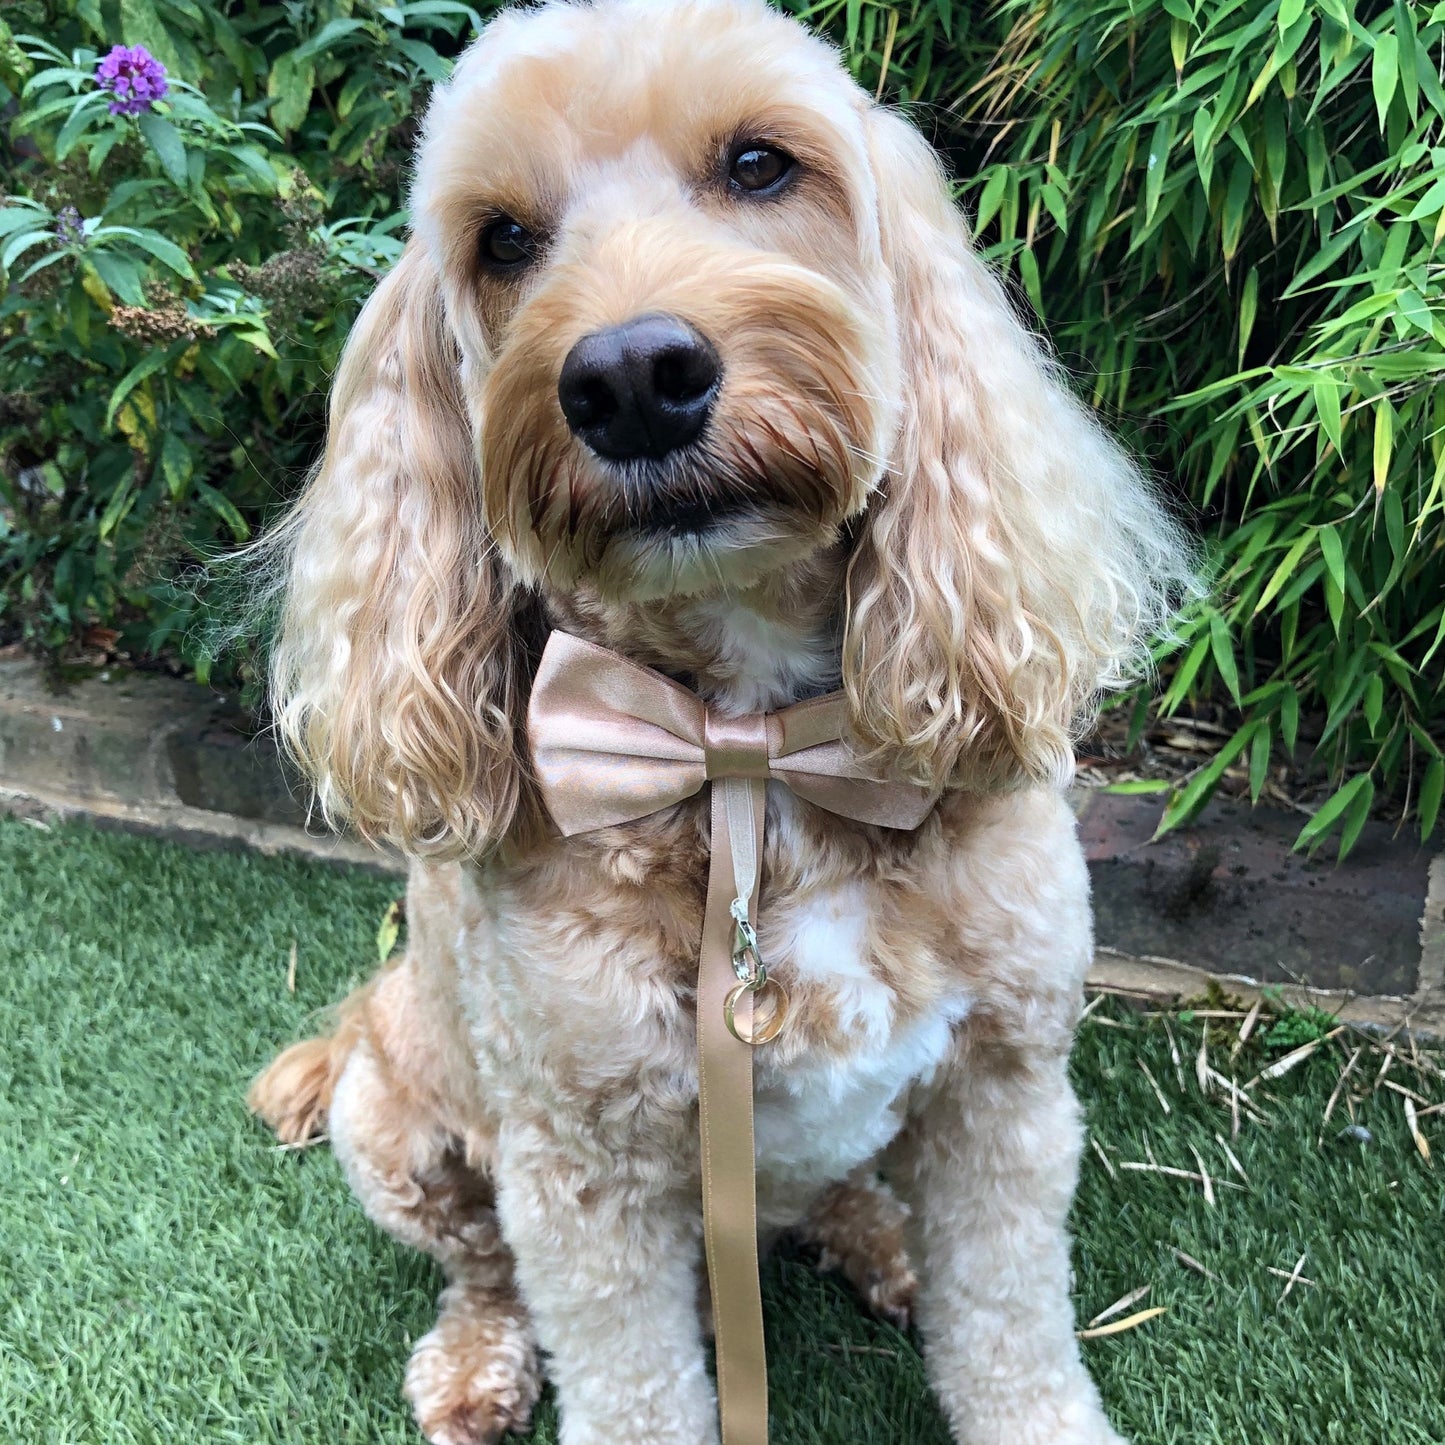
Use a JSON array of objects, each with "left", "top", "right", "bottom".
[{"left": 1, "top": 815, "right": 1442, "bottom": 1444}]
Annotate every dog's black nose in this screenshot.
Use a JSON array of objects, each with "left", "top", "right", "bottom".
[{"left": 558, "top": 314, "right": 721, "bottom": 461}]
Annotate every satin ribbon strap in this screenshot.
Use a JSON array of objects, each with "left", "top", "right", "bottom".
[{"left": 699, "top": 774, "right": 769, "bottom": 1445}]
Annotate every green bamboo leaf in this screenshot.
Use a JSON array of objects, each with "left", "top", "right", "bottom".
[
  {"left": 1338, "top": 775, "right": 1375, "bottom": 859},
  {"left": 1314, "top": 379, "right": 1343, "bottom": 451},
  {"left": 1221, "top": 159, "right": 1253, "bottom": 261},
  {"left": 974, "top": 167, "right": 1008, "bottom": 232},
  {"left": 1317, "top": 523, "right": 1346, "bottom": 595},
  {"left": 1038, "top": 183, "right": 1068, "bottom": 234},
  {"left": 1295, "top": 772, "right": 1373, "bottom": 853},
  {"left": 1373, "top": 402, "right": 1393, "bottom": 495},
  {"left": 1160, "top": 633, "right": 1211, "bottom": 713},
  {"left": 1249, "top": 723, "right": 1272, "bottom": 801},
  {"left": 1362, "top": 673, "right": 1384, "bottom": 734},
  {"left": 1371, "top": 31, "right": 1398, "bottom": 129},
  {"left": 1144, "top": 119, "right": 1174, "bottom": 226},
  {"left": 1405, "top": 178, "right": 1445, "bottom": 222},
  {"left": 1280, "top": 688, "right": 1300, "bottom": 752},
  {"left": 1209, "top": 612, "right": 1242, "bottom": 704},
  {"left": 1396, "top": 289, "right": 1433, "bottom": 336},
  {"left": 1324, "top": 568, "right": 1345, "bottom": 635},
  {"left": 1018, "top": 247, "right": 1042, "bottom": 315},
  {"left": 1171, "top": 17, "right": 1188, "bottom": 76},
  {"left": 1192, "top": 105, "right": 1214, "bottom": 192},
  {"left": 1237, "top": 265, "right": 1258, "bottom": 366},
  {"left": 1420, "top": 758, "right": 1445, "bottom": 842},
  {"left": 1278, "top": 0, "right": 1308, "bottom": 28},
  {"left": 1263, "top": 97, "right": 1288, "bottom": 196},
  {"left": 1394, "top": 0, "right": 1419, "bottom": 119},
  {"left": 1156, "top": 725, "right": 1255, "bottom": 837},
  {"left": 1254, "top": 532, "right": 1314, "bottom": 614}
]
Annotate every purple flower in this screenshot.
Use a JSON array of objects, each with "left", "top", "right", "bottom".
[
  {"left": 54, "top": 205, "right": 85, "bottom": 245},
  {"left": 95, "top": 44, "right": 168, "bottom": 116}
]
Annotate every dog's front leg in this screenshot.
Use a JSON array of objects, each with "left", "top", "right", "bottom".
[
  {"left": 493, "top": 1118, "right": 718, "bottom": 1445},
  {"left": 898, "top": 1039, "right": 1125, "bottom": 1445}
]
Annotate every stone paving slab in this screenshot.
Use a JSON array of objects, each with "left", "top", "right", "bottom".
[
  {"left": 1075, "top": 790, "right": 1432, "bottom": 999},
  {"left": 3, "top": 659, "right": 1440, "bottom": 1028}
]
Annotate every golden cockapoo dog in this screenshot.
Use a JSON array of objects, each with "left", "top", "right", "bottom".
[{"left": 249, "top": 2, "right": 1194, "bottom": 1442}]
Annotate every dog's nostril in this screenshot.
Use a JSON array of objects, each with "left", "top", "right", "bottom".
[
  {"left": 653, "top": 344, "right": 719, "bottom": 405},
  {"left": 571, "top": 374, "right": 619, "bottom": 425},
  {"left": 558, "top": 314, "right": 722, "bottom": 462}
]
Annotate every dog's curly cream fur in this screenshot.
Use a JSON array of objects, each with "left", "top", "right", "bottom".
[{"left": 248, "top": 3, "right": 1195, "bottom": 1441}]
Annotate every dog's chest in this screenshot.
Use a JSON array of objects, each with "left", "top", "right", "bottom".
[{"left": 752, "top": 882, "right": 968, "bottom": 1186}]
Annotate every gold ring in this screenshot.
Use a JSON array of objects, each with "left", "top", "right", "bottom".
[{"left": 724, "top": 976, "right": 789, "bottom": 1045}]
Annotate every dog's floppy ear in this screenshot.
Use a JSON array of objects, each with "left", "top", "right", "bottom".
[
  {"left": 266, "top": 241, "right": 531, "bottom": 856},
  {"left": 843, "top": 110, "right": 1193, "bottom": 791}
]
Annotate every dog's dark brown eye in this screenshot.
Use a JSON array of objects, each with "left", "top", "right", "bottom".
[
  {"left": 480, "top": 216, "right": 535, "bottom": 268},
  {"left": 728, "top": 144, "right": 795, "bottom": 196}
]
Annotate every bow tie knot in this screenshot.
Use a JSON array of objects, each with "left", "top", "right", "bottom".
[{"left": 703, "top": 712, "right": 772, "bottom": 781}]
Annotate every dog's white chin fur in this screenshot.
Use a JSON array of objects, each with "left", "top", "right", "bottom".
[{"left": 588, "top": 510, "right": 839, "bottom": 601}]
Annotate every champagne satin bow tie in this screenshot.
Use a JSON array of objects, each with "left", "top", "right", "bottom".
[{"left": 527, "top": 630, "right": 937, "bottom": 1445}]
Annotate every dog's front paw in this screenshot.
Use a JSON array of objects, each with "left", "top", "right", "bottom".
[
  {"left": 404, "top": 1311, "right": 539, "bottom": 1445},
  {"left": 965, "top": 1399, "right": 1128, "bottom": 1445}
]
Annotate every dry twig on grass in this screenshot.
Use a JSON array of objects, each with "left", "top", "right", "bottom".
[
  {"left": 1272, "top": 1255, "right": 1313, "bottom": 1302},
  {"left": 1077, "top": 1307, "right": 1167, "bottom": 1340},
  {"left": 1214, "top": 1133, "right": 1249, "bottom": 1184},
  {"left": 1170, "top": 1247, "right": 1219, "bottom": 1281},
  {"left": 1318, "top": 1046, "right": 1363, "bottom": 1147},
  {"left": 1090, "top": 1136, "right": 1118, "bottom": 1180},
  {"left": 1086, "top": 1284, "right": 1152, "bottom": 1329},
  {"left": 1233, "top": 998, "right": 1263, "bottom": 1059},
  {"left": 1139, "top": 1059, "right": 1172, "bottom": 1115},
  {"left": 1404, "top": 1097, "right": 1432, "bottom": 1166},
  {"left": 1243, "top": 1027, "right": 1346, "bottom": 1091}
]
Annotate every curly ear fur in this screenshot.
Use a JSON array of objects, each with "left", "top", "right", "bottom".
[
  {"left": 264, "top": 242, "right": 531, "bottom": 857},
  {"left": 844, "top": 110, "right": 1196, "bottom": 791}
]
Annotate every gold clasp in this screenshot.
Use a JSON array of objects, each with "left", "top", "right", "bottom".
[{"left": 726, "top": 901, "right": 788, "bottom": 1045}]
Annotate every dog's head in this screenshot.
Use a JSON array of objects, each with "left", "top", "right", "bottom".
[{"left": 268, "top": 0, "right": 1193, "bottom": 856}]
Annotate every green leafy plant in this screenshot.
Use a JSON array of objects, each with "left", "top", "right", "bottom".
[
  {"left": 0, "top": 0, "right": 471, "bottom": 677},
  {"left": 932, "top": 0, "right": 1445, "bottom": 856},
  {"left": 4, "top": 0, "right": 1442, "bottom": 858}
]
